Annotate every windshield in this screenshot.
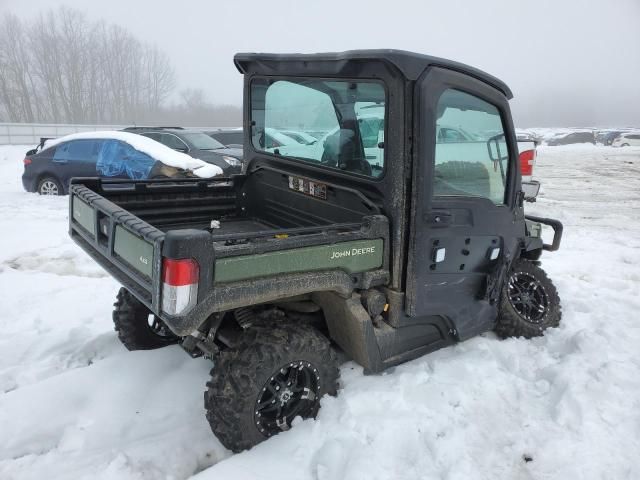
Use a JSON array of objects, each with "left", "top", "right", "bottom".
[
  {"left": 180, "top": 132, "right": 225, "bottom": 150},
  {"left": 251, "top": 78, "right": 386, "bottom": 178}
]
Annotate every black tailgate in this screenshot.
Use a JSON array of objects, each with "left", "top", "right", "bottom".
[{"left": 69, "top": 181, "right": 165, "bottom": 311}]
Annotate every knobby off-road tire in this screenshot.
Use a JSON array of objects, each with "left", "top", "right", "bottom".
[
  {"left": 495, "top": 259, "right": 561, "bottom": 338},
  {"left": 112, "top": 288, "right": 179, "bottom": 350},
  {"left": 205, "top": 321, "right": 339, "bottom": 452}
]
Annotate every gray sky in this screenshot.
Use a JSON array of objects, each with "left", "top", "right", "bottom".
[{"left": 3, "top": 0, "right": 639, "bottom": 127}]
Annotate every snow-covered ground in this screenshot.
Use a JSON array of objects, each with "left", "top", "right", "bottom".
[{"left": 0, "top": 143, "right": 639, "bottom": 480}]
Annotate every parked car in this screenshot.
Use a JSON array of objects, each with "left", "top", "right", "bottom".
[
  {"left": 612, "top": 132, "right": 640, "bottom": 147},
  {"left": 516, "top": 134, "right": 539, "bottom": 188},
  {"left": 22, "top": 131, "right": 224, "bottom": 195},
  {"left": 596, "top": 130, "right": 624, "bottom": 146},
  {"left": 123, "top": 127, "right": 242, "bottom": 174},
  {"left": 205, "top": 128, "right": 244, "bottom": 148},
  {"left": 436, "top": 124, "right": 476, "bottom": 142},
  {"left": 546, "top": 130, "right": 595, "bottom": 146},
  {"left": 278, "top": 130, "right": 319, "bottom": 145}
]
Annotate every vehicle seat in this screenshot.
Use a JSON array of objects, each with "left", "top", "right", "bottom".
[
  {"left": 434, "top": 161, "right": 491, "bottom": 198},
  {"left": 321, "top": 129, "right": 371, "bottom": 176}
]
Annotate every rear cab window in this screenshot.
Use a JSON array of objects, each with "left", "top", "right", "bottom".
[{"left": 251, "top": 78, "right": 386, "bottom": 178}]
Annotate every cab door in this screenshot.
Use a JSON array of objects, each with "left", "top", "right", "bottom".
[{"left": 405, "top": 67, "right": 523, "bottom": 340}]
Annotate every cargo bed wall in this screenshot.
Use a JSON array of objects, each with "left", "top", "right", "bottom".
[
  {"left": 241, "top": 167, "right": 380, "bottom": 228},
  {"left": 96, "top": 179, "right": 239, "bottom": 231},
  {"left": 91, "top": 168, "right": 380, "bottom": 234}
]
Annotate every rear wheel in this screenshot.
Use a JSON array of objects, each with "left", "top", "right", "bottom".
[
  {"left": 37, "top": 176, "right": 63, "bottom": 195},
  {"left": 112, "top": 288, "right": 179, "bottom": 350},
  {"left": 495, "top": 259, "right": 561, "bottom": 338},
  {"left": 204, "top": 321, "right": 339, "bottom": 452},
  {"left": 621, "top": 143, "right": 630, "bottom": 147}
]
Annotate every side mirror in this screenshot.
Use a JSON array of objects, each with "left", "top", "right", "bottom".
[{"left": 522, "top": 180, "right": 541, "bottom": 202}]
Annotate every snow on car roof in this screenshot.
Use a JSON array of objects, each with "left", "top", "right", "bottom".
[
  {"left": 264, "top": 128, "right": 301, "bottom": 145},
  {"left": 44, "top": 131, "right": 223, "bottom": 178}
]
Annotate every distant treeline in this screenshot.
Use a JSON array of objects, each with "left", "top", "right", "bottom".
[{"left": 0, "top": 7, "right": 241, "bottom": 126}]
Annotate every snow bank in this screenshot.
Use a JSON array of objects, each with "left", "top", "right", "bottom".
[
  {"left": 1, "top": 144, "right": 640, "bottom": 479},
  {"left": 45, "top": 131, "right": 223, "bottom": 178}
]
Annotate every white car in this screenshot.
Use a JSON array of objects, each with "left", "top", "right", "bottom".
[
  {"left": 279, "top": 130, "right": 318, "bottom": 145},
  {"left": 436, "top": 124, "right": 476, "bottom": 143},
  {"left": 612, "top": 132, "right": 640, "bottom": 147},
  {"left": 261, "top": 128, "right": 318, "bottom": 158}
]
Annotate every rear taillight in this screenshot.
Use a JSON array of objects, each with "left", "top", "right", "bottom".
[
  {"left": 161, "top": 258, "right": 199, "bottom": 315},
  {"left": 23, "top": 157, "right": 32, "bottom": 165},
  {"left": 519, "top": 149, "right": 536, "bottom": 177}
]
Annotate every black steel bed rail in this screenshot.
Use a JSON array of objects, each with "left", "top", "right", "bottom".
[{"left": 209, "top": 221, "right": 364, "bottom": 242}]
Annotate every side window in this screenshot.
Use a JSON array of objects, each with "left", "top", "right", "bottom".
[
  {"left": 141, "top": 132, "right": 161, "bottom": 142},
  {"left": 434, "top": 89, "right": 509, "bottom": 205},
  {"left": 53, "top": 142, "right": 70, "bottom": 162},
  {"left": 158, "top": 133, "right": 188, "bottom": 151},
  {"left": 53, "top": 140, "right": 102, "bottom": 162}
]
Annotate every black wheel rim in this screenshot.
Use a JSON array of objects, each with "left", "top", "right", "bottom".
[
  {"left": 147, "top": 314, "right": 175, "bottom": 338},
  {"left": 507, "top": 272, "right": 549, "bottom": 324},
  {"left": 254, "top": 360, "right": 321, "bottom": 437}
]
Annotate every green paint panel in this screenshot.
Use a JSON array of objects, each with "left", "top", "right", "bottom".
[
  {"left": 215, "top": 238, "right": 384, "bottom": 283},
  {"left": 114, "top": 225, "right": 154, "bottom": 278},
  {"left": 72, "top": 197, "right": 95, "bottom": 237}
]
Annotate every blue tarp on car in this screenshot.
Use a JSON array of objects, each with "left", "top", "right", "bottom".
[{"left": 96, "top": 140, "right": 155, "bottom": 179}]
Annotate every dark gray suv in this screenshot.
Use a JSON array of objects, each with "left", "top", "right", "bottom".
[{"left": 123, "top": 127, "right": 243, "bottom": 175}]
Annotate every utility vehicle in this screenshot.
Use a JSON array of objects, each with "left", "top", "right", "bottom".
[{"left": 68, "top": 50, "right": 563, "bottom": 452}]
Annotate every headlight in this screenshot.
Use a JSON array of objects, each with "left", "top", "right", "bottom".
[{"left": 223, "top": 156, "right": 241, "bottom": 167}]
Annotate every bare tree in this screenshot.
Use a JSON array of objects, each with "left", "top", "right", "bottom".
[
  {"left": 0, "top": 14, "right": 39, "bottom": 121},
  {"left": 142, "top": 45, "right": 175, "bottom": 112},
  {"left": 0, "top": 6, "right": 238, "bottom": 126}
]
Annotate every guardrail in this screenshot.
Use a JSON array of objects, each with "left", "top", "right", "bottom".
[
  {"left": 0, "top": 123, "right": 125, "bottom": 146},
  {"left": 0, "top": 123, "right": 238, "bottom": 146}
]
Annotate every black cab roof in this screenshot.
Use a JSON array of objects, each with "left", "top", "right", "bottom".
[{"left": 234, "top": 49, "right": 512, "bottom": 99}]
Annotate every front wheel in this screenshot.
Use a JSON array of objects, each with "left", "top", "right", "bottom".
[
  {"left": 204, "top": 321, "right": 339, "bottom": 452},
  {"left": 495, "top": 259, "right": 561, "bottom": 338}
]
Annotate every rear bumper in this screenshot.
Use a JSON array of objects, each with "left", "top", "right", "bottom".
[{"left": 21, "top": 174, "right": 35, "bottom": 192}]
